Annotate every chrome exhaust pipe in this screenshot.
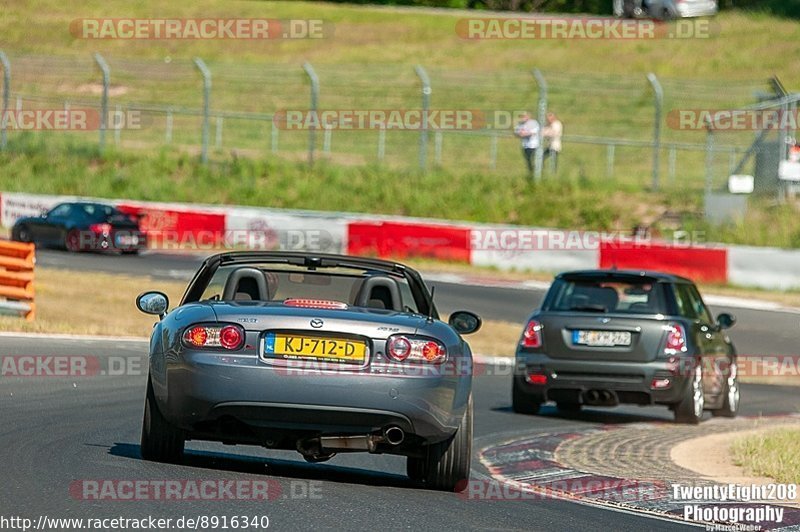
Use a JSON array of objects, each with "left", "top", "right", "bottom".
[
  {"left": 586, "top": 390, "right": 600, "bottom": 402},
  {"left": 384, "top": 426, "right": 405, "bottom": 446}
]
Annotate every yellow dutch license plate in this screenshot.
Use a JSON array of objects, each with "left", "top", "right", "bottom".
[{"left": 263, "top": 333, "right": 367, "bottom": 363}]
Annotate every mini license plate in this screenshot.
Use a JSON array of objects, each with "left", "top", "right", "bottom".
[
  {"left": 262, "top": 333, "right": 367, "bottom": 364},
  {"left": 572, "top": 330, "right": 632, "bottom": 347}
]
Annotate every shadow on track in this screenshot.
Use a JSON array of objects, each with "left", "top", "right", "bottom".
[
  {"left": 106, "top": 443, "right": 412, "bottom": 489},
  {"left": 492, "top": 404, "right": 673, "bottom": 425}
]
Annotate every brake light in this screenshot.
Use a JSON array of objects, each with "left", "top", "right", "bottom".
[
  {"left": 182, "top": 324, "right": 244, "bottom": 350},
  {"left": 89, "top": 223, "right": 112, "bottom": 234},
  {"left": 521, "top": 319, "right": 543, "bottom": 348},
  {"left": 219, "top": 325, "right": 244, "bottom": 350},
  {"left": 664, "top": 324, "right": 687, "bottom": 355},
  {"left": 386, "top": 335, "right": 446, "bottom": 364},
  {"left": 525, "top": 371, "right": 547, "bottom": 385},
  {"left": 284, "top": 298, "right": 348, "bottom": 310}
]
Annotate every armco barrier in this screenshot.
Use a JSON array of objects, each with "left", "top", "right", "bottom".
[
  {"left": 0, "top": 240, "right": 35, "bottom": 321},
  {"left": 599, "top": 240, "right": 728, "bottom": 284},
  {"left": 3, "top": 191, "right": 800, "bottom": 289},
  {"left": 347, "top": 220, "right": 471, "bottom": 262}
]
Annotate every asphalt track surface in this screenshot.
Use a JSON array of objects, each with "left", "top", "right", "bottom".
[{"left": 2, "top": 250, "right": 798, "bottom": 531}]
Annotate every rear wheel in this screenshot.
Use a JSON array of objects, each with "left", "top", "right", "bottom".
[
  {"left": 674, "top": 364, "right": 704, "bottom": 424},
  {"left": 512, "top": 380, "right": 542, "bottom": 415},
  {"left": 141, "top": 376, "right": 185, "bottom": 463},
  {"left": 407, "top": 397, "right": 472, "bottom": 492},
  {"left": 12, "top": 225, "right": 31, "bottom": 243},
  {"left": 64, "top": 229, "right": 82, "bottom": 252},
  {"left": 712, "top": 359, "right": 739, "bottom": 418}
]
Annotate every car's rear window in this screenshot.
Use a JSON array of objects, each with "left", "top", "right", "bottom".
[{"left": 545, "top": 278, "right": 668, "bottom": 314}]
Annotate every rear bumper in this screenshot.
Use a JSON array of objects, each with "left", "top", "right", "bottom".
[
  {"left": 515, "top": 352, "right": 691, "bottom": 405},
  {"left": 152, "top": 350, "right": 470, "bottom": 445}
]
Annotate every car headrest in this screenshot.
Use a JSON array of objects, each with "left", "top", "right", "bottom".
[
  {"left": 353, "top": 275, "right": 402, "bottom": 311},
  {"left": 222, "top": 267, "right": 271, "bottom": 301}
]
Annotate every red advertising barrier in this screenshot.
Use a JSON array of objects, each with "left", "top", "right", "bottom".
[
  {"left": 599, "top": 241, "right": 728, "bottom": 283},
  {"left": 116, "top": 203, "right": 226, "bottom": 247},
  {"left": 347, "top": 221, "right": 471, "bottom": 262}
]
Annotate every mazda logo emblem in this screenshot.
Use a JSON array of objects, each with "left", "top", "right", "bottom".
[{"left": 310, "top": 319, "right": 324, "bottom": 328}]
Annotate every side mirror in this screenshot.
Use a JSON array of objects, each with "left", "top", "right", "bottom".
[
  {"left": 136, "top": 291, "right": 169, "bottom": 318},
  {"left": 717, "top": 312, "right": 736, "bottom": 330},
  {"left": 449, "top": 311, "right": 482, "bottom": 335}
]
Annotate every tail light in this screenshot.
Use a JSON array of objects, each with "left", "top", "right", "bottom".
[
  {"left": 525, "top": 370, "right": 547, "bottom": 385},
  {"left": 89, "top": 223, "right": 112, "bottom": 234},
  {"left": 386, "top": 335, "right": 446, "bottom": 364},
  {"left": 521, "top": 319, "right": 543, "bottom": 348},
  {"left": 664, "top": 324, "right": 687, "bottom": 355},
  {"left": 182, "top": 324, "right": 244, "bottom": 350}
]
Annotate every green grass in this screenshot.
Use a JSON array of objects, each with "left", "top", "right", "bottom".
[{"left": 731, "top": 427, "right": 800, "bottom": 484}]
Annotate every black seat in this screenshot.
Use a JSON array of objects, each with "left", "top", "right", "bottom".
[
  {"left": 570, "top": 285, "right": 619, "bottom": 312},
  {"left": 352, "top": 275, "right": 402, "bottom": 311},
  {"left": 222, "top": 268, "right": 272, "bottom": 301}
]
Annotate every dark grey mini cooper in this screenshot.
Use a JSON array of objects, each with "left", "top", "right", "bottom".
[
  {"left": 513, "top": 270, "right": 739, "bottom": 424},
  {"left": 136, "top": 251, "right": 480, "bottom": 491}
]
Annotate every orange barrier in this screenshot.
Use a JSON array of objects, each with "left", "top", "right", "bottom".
[{"left": 0, "top": 240, "right": 35, "bottom": 321}]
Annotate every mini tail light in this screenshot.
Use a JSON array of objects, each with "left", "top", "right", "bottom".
[
  {"left": 525, "top": 371, "right": 547, "bottom": 385},
  {"left": 521, "top": 319, "right": 543, "bottom": 348},
  {"left": 664, "top": 324, "right": 688, "bottom": 355},
  {"left": 386, "top": 335, "right": 447, "bottom": 364},
  {"left": 183, "top": 324, "right": 244, "bottom": 350}
]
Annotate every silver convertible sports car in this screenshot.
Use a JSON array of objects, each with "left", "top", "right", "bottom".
[{"left": 136, "top": 251, "right": 481, "bottom": 491}]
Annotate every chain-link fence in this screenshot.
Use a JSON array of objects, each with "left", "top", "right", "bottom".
[{"left": 0, "top": 51, "right": 787, "bottom": 195}]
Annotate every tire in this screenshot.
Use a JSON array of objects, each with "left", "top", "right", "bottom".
[
  {"left": 512, "top": 380, "right": 542, "bottom": 415},
  {"left": 407, "top": 397, "right": 472, "bottom": 492},
  {"left": 121, "top": 249, "right": 140, "bottom": 255},
  {"left": 674, "top": 364, "right": 704, "bottom": 424},
  {"left": 712, "top": 359, "right": 739, "bottom": 418},
  {"left": 140, "top": 376, "right": 185, "bottom": 463},
  {"left": 556, "top": 401, "right": 581, "bottom": 413},
  {"left": 12, "top": 225, "right": 31, "bottom": 243},
  {"left": 64, "top": 229, "right": 82, "bottom": 252}
]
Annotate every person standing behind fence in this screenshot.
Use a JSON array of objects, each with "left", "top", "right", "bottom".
[
  {"left": 514, "top": 111, "right": 539, "bottom": 178},
  {"left": 542, "top": 112, "right": 563, "bottom": 172}
]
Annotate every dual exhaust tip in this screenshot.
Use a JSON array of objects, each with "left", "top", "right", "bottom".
[{"left": 584, "top": 389, "right": 616, "bottom": 404}]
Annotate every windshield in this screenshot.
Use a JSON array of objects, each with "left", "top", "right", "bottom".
[{"left": 546, "top": 278, "right": 668, "bottom": 314}]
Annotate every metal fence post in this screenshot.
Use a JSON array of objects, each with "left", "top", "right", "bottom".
[
  {"left": 323, "top": 125, "right": 332, "bottom": 155},
  {"left": 532, "top": 68, "right": 547, "bottom": 182},
  {"left": 271, "top": 118, "right": 279, "bottom": 154},
  {"left": 193, "top": 57, "right": 211, "bottom": 164},
  {"left": 606, "top": 144, "right": 615, "bottom": 179},
  {"left": 647, "top": 73, "right": 663, "bottom": 190},
  {"left": 489, "top": 133, "right": 498, "bottom": 170},
  {"left": 705, "top": 119, "right": 715, "bottom": 195},
  {"left": 165, "top": 108, "right": 173, "bottom": 143},
  {"left": 93, "top": 53, "right": 110, "bottom": 152},
  {"left": 434, "top": 131, "right": 442, "bottom": 165},
  {"left": 377, "top": 126, "right": 386, "bottom": 162},
  {"left": 414, "top": 65, "right": 431, "bottom": 171},
  {"left": 302, "top": 62, "right": 319, "bottom": 166},
  {"left": 0, "top": 51, "right": 11, "bottom": 150}
]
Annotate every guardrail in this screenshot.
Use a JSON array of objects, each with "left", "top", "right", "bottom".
[{"left": 0, "top": 240, "right": 35, "bottom": 321}]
